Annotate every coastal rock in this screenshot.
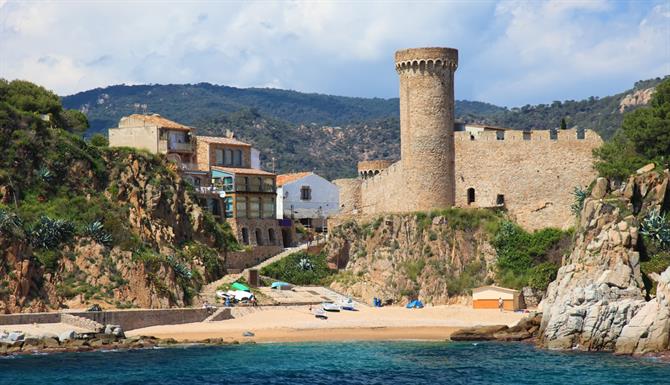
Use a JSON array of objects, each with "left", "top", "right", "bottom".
[
  {"left": 450, "top": 325, "right": 509, "bottom": 341},
  {"left": 539, "top": 169, "right": 669, "bottom": 353},
  {"left": 615, "top": 267, "right": 670, "bottom": 355},
  {"left": 58, "top": 330, "right": 77, "bottom": 342}
]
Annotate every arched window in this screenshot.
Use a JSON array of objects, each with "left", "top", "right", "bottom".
[
  {"left": 255, "top": 228, "right": 263, "bottom": 245},
  {"left": 241, "top": 228, "right": 249, "bottom": 244},
  {"left": 467, "top": 188, "right": 476, "bottom": 205},
  {"left": 268, "top": 228, "right": 276, "bottom": 245}
]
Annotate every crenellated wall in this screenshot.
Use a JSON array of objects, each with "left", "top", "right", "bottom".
[{"left": 454, "top": 128, "right": 602, "bottom": 230}]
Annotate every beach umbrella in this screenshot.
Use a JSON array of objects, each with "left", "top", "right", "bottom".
[{"left": 231, "top": 282, "right": 251, "bottom": 292}]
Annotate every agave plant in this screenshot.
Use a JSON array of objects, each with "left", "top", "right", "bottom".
[
  {"left": 571, "top": 186, "right": 589, "bottom": 215},
  {"left": 84, "top": 220, "right": 113, "bottom": 246},
  {"left": 30, "top": 216, "right": 75, "bottom": 250},
  {"left": 640, "top": 209, "right": 670, "bottom": 247},
  {"left": 166, "top": 255, "right": 193, "bottom": 279},
  {"left": 37, "top": 167, "right": 54, "bottom": 183},
  {"left": 0, "top": 208, "right": 25, "bottom": 240},
  {"left": 298, "top": 257, "right": 314, "bottom": 271}
]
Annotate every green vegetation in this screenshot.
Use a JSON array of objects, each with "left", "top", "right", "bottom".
[
  {"left": 640, "top": 209, "right": 670, "bottom": 295},
  {"left": 446, "top": 261, "right": 489, "bottom": 296},
  {"left": 417, "top": 207, "right": 503, "bottom": 233},
  {"left": 493, "top": 221, "right": 569, "bottom": 290},
  {"left": 594, "top": 78, "right": 670, "bottom": 180},
  {"left": 89, "top": 133, "right": 109, "bottom": 147},
  {"left": 0, "top": 79, "right": 236, "bottom": 306},
  {"left": 60, "top": 77, "right": 666, "bottom": 179},
  {"left": 260, "top": 251, "right": 335, "bottom": 285},
  {"left": 571, "top": 186, "right": 590, "bottom": 215}
]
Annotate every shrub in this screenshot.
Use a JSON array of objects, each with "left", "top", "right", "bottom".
[
  {"left": 0, "top": 208, "right": 25, "bottom": 240},
  {"left": 260, "top": 251, "right": 334, "bottom": 285},
  {"left": 527, "top": 262, "right": 559, "bottom": 290},
  {"left": 640, "top": 209, "right": 670, "bottom": 248},
  {"left": 83, "top": 220, "right": 113, "bottom": 246}
]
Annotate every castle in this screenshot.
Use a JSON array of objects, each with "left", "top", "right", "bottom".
[{"left": 335, "top": 47, "right": 603, "bottom": 230}]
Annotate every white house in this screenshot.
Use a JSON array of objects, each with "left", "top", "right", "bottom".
[{"left": 276, "top": 172, "right": 339, "bottom": 232}]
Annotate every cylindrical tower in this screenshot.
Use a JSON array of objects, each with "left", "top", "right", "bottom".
[{"left": 395, "top": 47, "right": 458, "bottom": 211}]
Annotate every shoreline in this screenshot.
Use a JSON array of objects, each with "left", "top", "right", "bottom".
[{"left": 136, "top": 325, "right": 460, "bottom": 343}]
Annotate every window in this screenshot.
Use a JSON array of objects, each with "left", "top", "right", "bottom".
[
  {"left": 222, "top": 176, "right": 234, "bottom": 192},
  {"left": 215, "top": 149, "right": 224, "bottom": 165},
  {"left": 467, "top": 188, "right": 475, "bottom": 205},
  {"left": 224, "top": 149, "right": 233, "bottom": 165},
  {"left": 263, "top": 177, "right": 274, "bottom": 192},
  {"left": 550, "top": 129, "right": 558, "bottom": 140},
  {"left": 496, "top": 130, "right": 505, "bottom": 140},
  {"left": 241, "top": 228, "right": 249, "bottom": 244},
  {"left": 300, "top": 186, "right": 312, "bottom": 201},
  {"left": 262, "top": 199, "right": 275, "bottom": 219},
  {"left": 496, "top": 194, "right": 505, "bottom": 206},
  {"left": 235, "top": 176, "right": 247, "bottom": 191},
  {"left": 249, "top": 197, "right": 260, "bottom": 219},
  {"left": 236, "top": 197, "right": 247, "bottom": 218},
  {"left": 224, "top": 197, "right": 233, "bottom": 218},
  {"left": 523, "top": 131, "right": 531, "bottom": 141},
  {"left": 208, "top": 198, "right": 221, "bottom": 217},
  {"left": 249, "top": 177, "right": 261, "bottom": 192},
  {"left": 234, "top": 150, "right": 242, "bottom": 166},
  {"left": 469, "top": 134, "right": 475, "bottom": 141},
  {"left": 268, "top": 228, "right": 276, "bottom": 245},
  {"left": 576, "top": 128, "right": 585, "bottom": 140},
  {"left": 255, "top": 228, "right": 263, "bottom": 245}
]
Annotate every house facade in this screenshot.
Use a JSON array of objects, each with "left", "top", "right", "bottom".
[
  {"left": 276, "top": 172, "right": 339, "bottom": 232},
  {"left": 109, "top": 114, "right": 286, "bottom": 268}
]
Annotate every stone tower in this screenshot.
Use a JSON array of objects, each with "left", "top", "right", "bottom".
[{"left": 395, "top": 47, "right": 458, "bottom": 211}]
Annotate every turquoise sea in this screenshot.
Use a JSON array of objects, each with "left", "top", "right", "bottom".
[{"left": 0, "top": 341, "right": 667, "bottom": 385}]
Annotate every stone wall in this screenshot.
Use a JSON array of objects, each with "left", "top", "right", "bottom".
[
  {"left": 454, "top": 128, "right": 602, "bottom": 230},
  {"left": 226, "top": 246, "right": 284, "bottom": 270},
  {"left": 360, "top": 162, "right": 406, "bottom": 214},
  {"left": 0, "top": 308, "right": 211, "bottom": 331}
]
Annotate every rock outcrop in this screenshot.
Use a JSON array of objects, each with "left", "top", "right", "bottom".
[
  {"left": 538, "top": 169, "right": 669, "bottom": 353},
  {"left": 616, "top": 267, "right": 670, "bottom": 354},
  {"left": 325, "top": 212, "right": 500, "bottom": 305}
]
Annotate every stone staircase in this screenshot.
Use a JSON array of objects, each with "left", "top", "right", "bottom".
[{"left": 196, "top": 243, "right": 312, "bottom": 306}]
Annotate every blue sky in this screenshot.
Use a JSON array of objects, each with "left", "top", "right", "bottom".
[{"left": 0, "top": 0, "right": 668, "bottom": 107}]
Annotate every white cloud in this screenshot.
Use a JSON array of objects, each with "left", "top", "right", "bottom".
[{"left": 0, "top": 0, "right": 667, "bottom": 107}]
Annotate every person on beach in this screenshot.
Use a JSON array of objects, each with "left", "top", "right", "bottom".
[{"left": 498, "top": 297, "right": 504, "bottom": 312}]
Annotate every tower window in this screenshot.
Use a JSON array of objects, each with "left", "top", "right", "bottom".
[
  {"left": 550, "top": 129, "right": 558, "bottom": 140},
  {"left": 496, "top": 194, "right": 505, "bottom": 206},
  {"left": 467, "top": 188, "right": 475, "bottom": 205},
  {"left": 496, "top": 131, "right": 505, "bottom": 140},
  {"left": 576, "top": 128, "right": 585, "bottom": 140},
  {"left": 523, "top": 131, "right": 531, "bottom": 141}
]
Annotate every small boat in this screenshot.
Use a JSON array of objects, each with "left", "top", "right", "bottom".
[
  {"left": 338, "top": 298, "right": 356, "bottom": 311},
  {"left": 322, "top": 302, "right": 341, "bottom": 312},
  {"left": 313, "top": 309, "right": 328, "bottom": 320}
]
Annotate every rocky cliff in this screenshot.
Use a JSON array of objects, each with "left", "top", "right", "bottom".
[
  {"left": 325, "top": 210, "right": 501, "bottom": 305},
  {"left": 0, "top": 149, "right": 234, "bottom": 313},
  {"left": 539, "top": 168, "right": 670, "bottom": 354}
]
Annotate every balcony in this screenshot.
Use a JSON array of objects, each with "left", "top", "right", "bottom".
[
  {"left": 178, "top": 162, "right": 199, "bottom": 171},
  {"left": 167, "top": 141, "right": 193, "bottom": 153},
  {"left": 195, "top": 183, "right": 234, "bottom": 196}
]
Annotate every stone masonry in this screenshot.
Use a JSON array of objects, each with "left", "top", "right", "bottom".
[{"left": 336, "top": 46, "right": 603, "bottom": 230}]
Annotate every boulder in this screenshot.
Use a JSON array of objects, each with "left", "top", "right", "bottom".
[
  {"left": 591, "top": 177, "right": 609, "bottom": 199},
  {"left": 449, "top": 325, "right": 509, "bottom": 341},
  {"left": 42, "top": 337, "right": 60, "bottom": 348},
  {"left": 636, "top": 163, "right": 656, "bottom": 174},
  {"left": 58, "top": 330, "right": 77, "bottom": 342}
]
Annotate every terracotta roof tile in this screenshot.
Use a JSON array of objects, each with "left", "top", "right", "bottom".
[
  {"left": 277, "top": 172, "right": 313, "bottom": 187},
  {"left": 196, "top": 135, "right": 251, "bottom": 147},
  {"left": 211, "top": 166, "right": 275, "bottom": 176},
  {"left": 123, "top": 114, "right": 192, "bottom": 131}
]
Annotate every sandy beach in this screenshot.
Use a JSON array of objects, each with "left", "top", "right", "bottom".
[{"left": 127, "top": 305, "right": 525, "bottom": 343}]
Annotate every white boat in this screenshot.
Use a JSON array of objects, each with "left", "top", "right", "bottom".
[
  {"left": 313, "top": 308, "right": 328, "bottom": 320},
  {"left": 322, "top": 302, "right": 341, "bottom": 312},
  {"left": 338, "top": 298, "right": 356, "bottom": 311}
]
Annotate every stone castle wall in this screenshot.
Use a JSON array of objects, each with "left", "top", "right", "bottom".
[
  {"left": 454, "top": 128, "right": 603, "bottom": 230},
  {"left": 360, "top": 161, "right": 406, "bottom": 214}
]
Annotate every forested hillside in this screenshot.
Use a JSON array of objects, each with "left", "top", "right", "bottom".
[{"left": 62, "top": 76, "right": 667, "bottom": 179}]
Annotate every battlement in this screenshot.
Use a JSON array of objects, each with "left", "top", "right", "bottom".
[
  {"left": 358, "top": 159, "right": 393, "bottom": 179},
  {"left": 455, "top": 128, "right": 600, "bottom": 143},
  {"left": 395, "top": 47, "right": 458, "bottom": 74}
]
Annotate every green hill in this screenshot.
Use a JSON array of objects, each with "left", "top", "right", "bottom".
[{"left": 62, "top": 76, "right": 667, "bottom": 180}]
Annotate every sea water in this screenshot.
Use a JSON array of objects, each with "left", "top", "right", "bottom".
[{"left": 0, "top": 341, "right": 667, "bottom": 385}]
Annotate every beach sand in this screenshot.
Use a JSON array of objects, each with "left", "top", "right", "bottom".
[{"left": 128, "top": 305, "right": 525, "bottom": 343}]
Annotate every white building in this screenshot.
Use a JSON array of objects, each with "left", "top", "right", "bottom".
[{"left": 276, "top": 172, "right": 339, "bottom": 232}]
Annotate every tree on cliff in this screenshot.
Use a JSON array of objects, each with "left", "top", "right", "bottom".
[{"left": 594, "top": 78, "right": 670, "bottom": 180}]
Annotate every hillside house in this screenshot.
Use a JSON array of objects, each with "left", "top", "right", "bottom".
[{"left": 276, "top": 172, "right": 339, "bottom": 232}]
